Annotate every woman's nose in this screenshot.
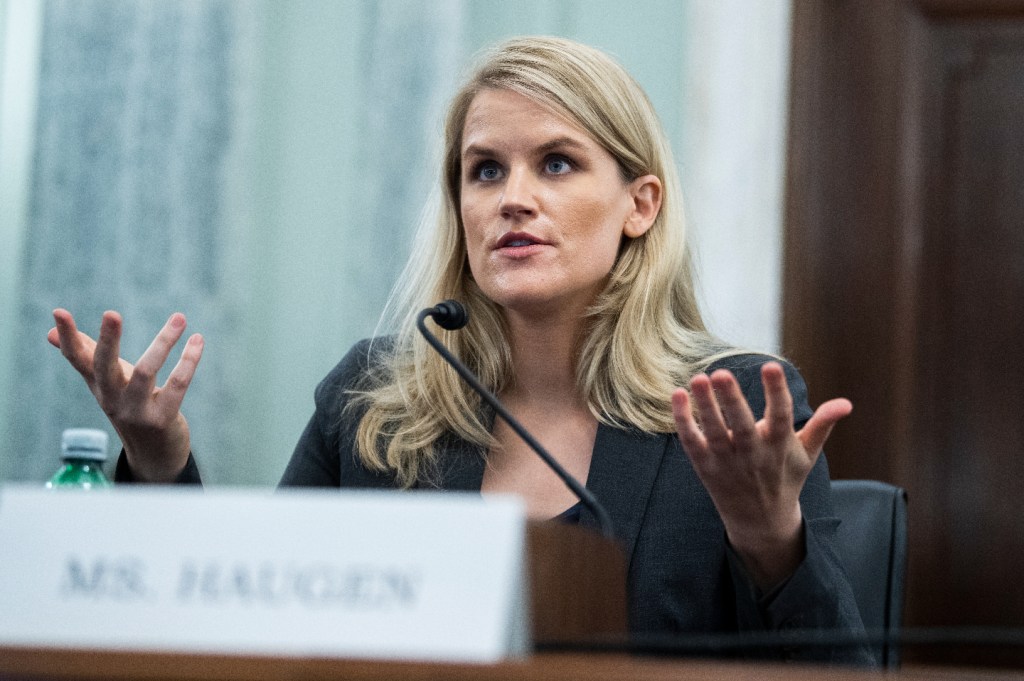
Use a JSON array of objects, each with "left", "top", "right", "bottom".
[{"left": 498, "top": 166, "right": 539, "bottom": 219}]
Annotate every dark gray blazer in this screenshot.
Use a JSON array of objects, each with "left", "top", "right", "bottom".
[{"left": 275, "top": 340, "right": 871, "bottom": 665}]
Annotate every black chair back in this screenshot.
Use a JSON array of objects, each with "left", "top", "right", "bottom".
[{"left": 831, "top": 479, "right": 908, "bottom": 668}]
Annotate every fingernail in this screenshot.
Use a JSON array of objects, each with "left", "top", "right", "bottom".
[{"left": 171, "top": 314, "right": 186, "bottom": 329}]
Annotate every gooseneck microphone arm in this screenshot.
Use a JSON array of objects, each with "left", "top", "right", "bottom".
[{"left": 416, "top": 301, "right": 616, "bottom": 540}]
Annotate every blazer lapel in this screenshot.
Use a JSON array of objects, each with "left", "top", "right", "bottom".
[{"left": 581, "top": 423, "right": 670, "bottom": 567}]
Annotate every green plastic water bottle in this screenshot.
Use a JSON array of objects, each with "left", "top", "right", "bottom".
[{"left": 46, "top": 428, "right": 112, "bottom": 489}]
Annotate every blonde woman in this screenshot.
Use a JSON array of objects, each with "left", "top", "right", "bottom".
[{"left": 50, "top": 37, "right": 869, "bottom": 663}]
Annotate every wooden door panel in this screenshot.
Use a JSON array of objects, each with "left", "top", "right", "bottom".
[
  {"left": 785, "top": 0, "right": 1024, "bottom": 666},
  {"left": 920, "top": 20, "right": 1024, "bottom": 628}
]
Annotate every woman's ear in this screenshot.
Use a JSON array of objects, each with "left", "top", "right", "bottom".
[{"left": 623, "top": 174, "right": 663, "bottom": 238}]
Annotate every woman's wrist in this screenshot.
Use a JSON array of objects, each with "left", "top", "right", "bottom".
[
  {"left": 725, "top": 505, "right": 805, "bottom": 591},
  {"left": 118, "top": 417, "right": 192, "bottom": 482}
]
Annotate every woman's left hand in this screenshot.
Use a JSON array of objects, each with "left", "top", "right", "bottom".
[{"left": 671, "top": 362, "right": 852, "bottom": 591}]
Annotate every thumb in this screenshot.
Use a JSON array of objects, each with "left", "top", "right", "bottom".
[{"left": 797, "top": 398, "right": 852, "bottom": 458}]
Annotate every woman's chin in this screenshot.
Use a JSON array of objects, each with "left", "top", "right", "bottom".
[{"left": 489, "top": 291, "right": 596, "bottom": 322}]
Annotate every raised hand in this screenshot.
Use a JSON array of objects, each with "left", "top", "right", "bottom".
[
  {"left": 48, "top": 309, "right": 204, "bottom": 482},
  {"left": 671, "top": 362, "right": 852, "bottom": 590}
]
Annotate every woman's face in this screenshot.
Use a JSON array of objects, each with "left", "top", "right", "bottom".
[{"left": 459, "top": 88, "right": 659, "bottom": 319}]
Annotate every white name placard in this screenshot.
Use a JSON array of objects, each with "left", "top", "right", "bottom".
[{"left": 0, "top": 485, "right": 528, "bottom": 663}]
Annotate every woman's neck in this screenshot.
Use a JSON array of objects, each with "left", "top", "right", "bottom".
[
  {"left": 502, "top": 309, "right": 583, "bottom": 404},
  {"left": 484, "top": 307, "right": 598, "bottom": 520}
]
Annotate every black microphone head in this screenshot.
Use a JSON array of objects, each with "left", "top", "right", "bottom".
[{"left": 431, "top": 300, "right": 469, "bottom": 330}]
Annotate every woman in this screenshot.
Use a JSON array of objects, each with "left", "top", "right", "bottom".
[{"left": 50, "top": 36, "right": 869, "bottom": 663}]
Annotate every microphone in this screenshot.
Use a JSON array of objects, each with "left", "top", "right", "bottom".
[
  {"left": 417, "top": 300, "right": 615, "bottom": 539},
  {"left": 426, "top": 299, "right": 469, "bottom": 331}
]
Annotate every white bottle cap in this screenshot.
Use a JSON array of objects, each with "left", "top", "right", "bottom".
[{"left": 61, "top": 428, "right": 109, "bottom": 462}]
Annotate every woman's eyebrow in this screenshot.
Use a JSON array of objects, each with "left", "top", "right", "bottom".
[
  {"left": 463, "top": 136, "right": 589, "bottom": 159},
  {"left": 462, "top": 144, "right": 497, "bottom": 159},
  {"left": 536, "top": 136, "right": 589, "bottom": 154}
]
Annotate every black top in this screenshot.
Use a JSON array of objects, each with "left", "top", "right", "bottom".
[{"left": 554, "top": 501, "right": 583, "bottom": 525}]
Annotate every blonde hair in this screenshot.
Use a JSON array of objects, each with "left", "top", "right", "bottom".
[{"left": 350, "top": 36, "right": 734, "bottom": 487}]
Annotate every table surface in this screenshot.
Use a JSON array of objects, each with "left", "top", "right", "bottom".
[{"left": 2, "top": 646, "right": 1024, "bottom": 681}]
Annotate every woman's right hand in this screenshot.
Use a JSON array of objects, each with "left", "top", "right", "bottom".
[{"left": 48, "top": 309, "right": 205, "bottom": 482}]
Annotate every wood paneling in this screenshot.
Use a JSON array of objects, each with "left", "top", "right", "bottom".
[{"left": 784, "top": 0, "right": 1024, "bottom": 667}]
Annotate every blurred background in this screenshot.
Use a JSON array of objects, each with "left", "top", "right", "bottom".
[{"left": 0, "top": 0, "right": 793, "bottom": 485}]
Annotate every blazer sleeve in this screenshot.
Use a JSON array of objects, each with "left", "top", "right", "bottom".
[{"left": 113, "top": 450, "right": 203, "bottom": 484}]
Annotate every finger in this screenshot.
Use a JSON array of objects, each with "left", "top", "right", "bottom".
[
  {"left": 710, "top": 369, "right": 756, "bottom": 450},
  {"left": 688, "top": 373, "right": 732, "bottom": 452},
  {"left": 672, "top": 388, "right": 708, "bottom": 458},
  {"left": 156, "top": 333, "right": 205, "bottom": 410},
  {"left": 92, "top": 311, "right": 126, "bottom": 395},
  {"left": 49, "top": 308, "right": 76, "bottom": 349},
  {"left": 797, "top": 398, "right": 853, "bottom": 459},
  {"left": 761, "top": 362, "right": 794, "bottom": 442},
  {"left": 51, "top": 309, "right": 95, "bottom": 374},
  {"left": 124, "top": 313, "right": 188, "bottom": 400}
]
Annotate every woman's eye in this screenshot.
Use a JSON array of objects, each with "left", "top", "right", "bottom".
[
  {"left": 545, "top": 157, "right": 572, "bottom": 175},
  {"left": 473, "top": 162, "right": 502, "bottom": 181}
]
